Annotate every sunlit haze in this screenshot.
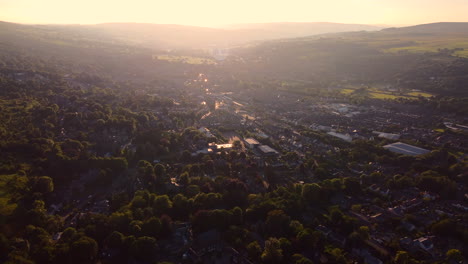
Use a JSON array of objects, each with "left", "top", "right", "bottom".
[{"left": 1, "top": 0, "right": 467, "bottom": 26}]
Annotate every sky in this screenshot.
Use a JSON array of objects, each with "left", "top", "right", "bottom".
[{"left": 0, "top": 0, "right": 467, "bottom": 27}]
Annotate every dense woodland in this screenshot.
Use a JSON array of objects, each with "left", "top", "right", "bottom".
[{"left": 0, "top": 21, "right": 467, "bottom": 264}]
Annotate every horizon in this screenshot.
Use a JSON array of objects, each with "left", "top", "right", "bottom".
[
  {"left": 1, "top": 19, "right": 415, "bottom": 28},
  {"left": 1, "top": 0, "right": 467, "bottom": 27},
  {"left": 3, "top": 19, "right": 468, "bottom": 30}
]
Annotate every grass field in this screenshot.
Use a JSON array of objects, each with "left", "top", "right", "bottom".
[
  {"left": 369, "top": 92, "right": 408, "bottom": 99},
  {"left": 407, "top": 91, "right": 434, "bottom": 98},
  {"left": 454, "top": 49, "right": 468, "bottom": 58},
  {"left": 381, "top": 39, "right": 468, "bottom": 58},
  {"left": 341, "top": 87, "right": 434, "bottom": 100},
  {"left": 340, "top": 88, "right": 355, "bottom": 95},
  {"left": 347, "top": 32, "right": 468, "bottom": 58}
]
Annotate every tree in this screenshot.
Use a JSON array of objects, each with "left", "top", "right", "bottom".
[
  {"left": 261, "top": 238, "right": 283, "bottom": 264},
  {"left": 35, "top": 176, "right": 54, "bottom": 194},
  {"left": 343, "top": 177, "right": 361, "bottom": 195},
  {"left": 233, "top": 140, "right": 242, "bottom": 150},
  {"left": 329, "top": 207, "right": 344, "bottom": 225},
  {"left": 172, "top": 193, "right": 190, "bottom": 219},
  {"left": 289, "top": 220, "right": 304, "bottom": 236},
  {"left": 107, "top": 231, "right": 124, "bottom": 249},
  {"left": 348, "top": 231, "right": 364, "bottom": 247},
  {"left": 137, "top": 160, "right": 155, "bottom": 185},
  {"left": 292, "top": 254, "right": 314, "bottom": 264},
  {"left": 109, "top": 211, "right": 132, "bottom": 232},
  {"left": 394, "top": 251, "right": 409, "bottom": 264},
  {"left": 154, "top": 163, "right": 167, "bottom": 183},
  {"left": 325, "top": 247, "right": 346, "bottom": 264},
  {"left": 61, "top": 227, "right": 78, "bottom": 242},
  {"left": 160, "top": 215, "right": 173, "bottom": 237},
  {"left": 302, "top": 183, "right": 321, "bottom": 203},
  {"left": 246, "top": 241, "right": 262, "bottom": 262},
  {"left": 357, "top": 226, "right": 370, "bottom": 240},
  {"left": 224, "top": 225, "right": 248, "bottom": 247},
  {"left": 26, "top": 200, "right": 48, "bottom": 227},
  {"left": 432, "top": 219, "right": 456, "bottom": 237},
  {"left": 0, "top": 233, "right": 9, "bottom": 263},
  {"left": 446, "top": 249, "right": 464, "bottom": 263},
  {"left": 153, "top": 195, "right": 172, "bottom": 215},
  {"left": 266, "top": 210, "right": 291, "bottom": 237},
  {"left": 297, "top": 228, "right": 320, "bottom": 249},
  {"left": 179, "top": 172, "right": 190, "bottom": 186},
  {"left": 130, "top": 236, "right": 157, "bottom": 261},
  {"left": 129, "top": 220, "right": 143, "bottom": 236},
  {"left": 186, "top": 185, "right": 200, "bottom": 197},
  {"left": 142, "top": 217, "right": 161, "bottom": 237},
  {"left": 230, "top": 207, "right": 243, "bottom": 225},
  {"left": 279, "top": 237, "right": 293, "bottom": 260},
  {"left": 70, "top": 236, "right": 98, "bottom": 263}
]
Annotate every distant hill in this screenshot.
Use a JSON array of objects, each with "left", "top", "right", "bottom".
[
  {"left": 227, "top": 22, "right": 383, "bottom": 37},
  {"left": 382, "top": 22, "right": 468, "bottom": 35},
  {"left": 88, "top": 22, "right": 383, "bottom": 49},
  {"left": 225, "top": 22, "right": 468, "bottom": 96},
  {"left": 0, "top": 21, "right": 384, "bottom": 50}
]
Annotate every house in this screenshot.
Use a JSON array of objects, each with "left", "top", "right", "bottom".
[
  {"left": 258, "top": 145, "right": 279, "bottom": 156},
  {"left": 370, "top": 213, "right": 386, "bottom": 223},
  {"left": 329, "top": 232, "right": 347, "bottom": 247},
  {"left": 373, "top": 131, "right": 401, "bottom": 140},
  {"left": 401, "top": 221, "right": 416, "bottom": 232},
  {"left": 400, "top": 236, "right": 434, "bottom": 254},
  {"left": 404, "top": 198, "right": 423, "bottom": 210},
  {"left": 368, "top": 184, "right": 390, "bottom": 197},
  {"left": 208, "top": 143, "right": 233, "bottom": 152},
  {"left": 198, "top": 127, "right": 214, "bottom": 138},
  {"left": 414, "top": 237, "right": 434, "bottom": 252},
  {"left": 244, "top": 138, "right": 260, "bottom": 149},
  {"left": 316, "top": 225, "right": 332, "bottom": 236},
  {"left": 422, "top": 191, "right": 438, "bottom": 201},
  {"left": 388, "top": 206, "right": 405, "bottom": 217}
]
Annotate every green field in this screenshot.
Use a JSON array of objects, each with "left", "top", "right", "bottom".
[
  {"left": 381, "top": 39, "right": 468, "bottom": 58},
  {"left": 341, "top": 88, "right": 434, "bottom": 100},
  {"left": 368, "top": 92, "right": 408, "bottom": 99},
  {"left": 407, "top": 91, "right": 434, "bottom": 98},
  {"left": 340, "top": 88, "right": 355, "bottom": 95}
]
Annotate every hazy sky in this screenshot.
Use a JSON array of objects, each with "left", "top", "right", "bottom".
[{"left": 1, "top": 0, "right": 467, "bottom": 26}]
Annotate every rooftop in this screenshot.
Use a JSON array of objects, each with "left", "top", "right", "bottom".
[
  {"left": 373, "top": 131, "right": 401, "bottom": 140},
  {"left": 258, "top": 145, "right": 279, "bottom": 155},
  {"left": 215, "top": 144, "right": 233, "bottom": 150},
  {"left": 244, "top": 138, "right": 260, "bottom": 145},
  {"left": 327, "top": 131, "right": 353, "bottom": 142},
  {"left": 383, "top": 142, "right": 430, "bottom": 156}
]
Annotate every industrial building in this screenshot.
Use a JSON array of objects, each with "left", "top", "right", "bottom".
[
  {"left": 258, "top": 145, "right": 279, "bottom": 156},
  {"left": 383, "top": 142, "right": 430, "bottom": 156}
]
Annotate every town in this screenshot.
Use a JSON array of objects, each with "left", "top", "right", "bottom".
[{"left": 0, "top": 20, "right": 467, "bottom": 264}]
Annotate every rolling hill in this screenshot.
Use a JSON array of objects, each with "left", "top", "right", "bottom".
[
  {"left": 225, "top": 22, "right": 468, "bottom": 96},
  {"left": 382, "top": 22, "right": 468, "bottom": 35},
  {"left": 0, "top": 21, "right": 384, "bottom": 50}
]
